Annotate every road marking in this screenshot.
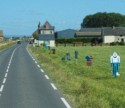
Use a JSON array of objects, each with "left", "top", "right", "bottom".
[
  {"left": 41, "top": 69, "right": 44, "bottom": 73},
  {"left": 0, "top": 85, "right": 4, "bottom": 92},
  {"left": 2, "top": 78, "right": 6, "bottom": 84},
  {"left": 45, "top": 75, "right": 49, "bottom": 79},
  {"left": 37, "top": 65, "right": 40, "bottom": 68},
  {"left": 51, "top": 83, "right": 57, "bottom": 90},
  {"left": 6, "top": 69, "right": 9, "bottom": 73},
  {"left": 5, "top": 73, "right": 8, "bottom": 78},
  {"left": 35, "top": 61, "right": 37, "bottom": 64},
  {"left": 7, "top": 66, "right": 9, "bottom": 70},
  {"left": 8, "top": 63, "right": 11, "bottom": 66},
  {"left": 0, "top": 47, "right": 19, "bottom": 95},
  {"left": 0, "top": 47, "right": 19, "bottom": 94},
  {"left": 61, "top": 98, "right": 71, "bottom": 108}
]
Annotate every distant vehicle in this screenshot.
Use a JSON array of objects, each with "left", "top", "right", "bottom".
[{"left": 17, "top": 40, "right": 21, "bottom": 44}]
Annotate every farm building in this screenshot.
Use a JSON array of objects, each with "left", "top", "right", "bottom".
[
  {"left": 36, "top": 21, "right": 55, "bottom": 47},
  {"left": 75, "top": 27, "right": 125, "bottom": 43},
  {"left": 0, "top": 30, "right": 4, "bottom": 42}
]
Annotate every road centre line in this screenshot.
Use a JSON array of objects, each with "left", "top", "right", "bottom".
[
  {"left": 0, "top": 47, "right": 18, "bottom": 94},
  {"left": 6, "top": 69, "right": 9, "bottom": 73},
  {"left": 61, "top": 98, "right": 71, "bottom": 108},
  {"left": 51, "top": 83, "right": 57, "bottom": 90},
  {"left": 7, "top": 66, "right": 10, "bottom": 70},
  {"left": 2, "top": 78, "right": 6, "bottom": 84},
  {"left": 8, "top": 63, "right": 11, "bottom": 66},
  {"left": 5, "top": 73, "right": 8, "bottom": 78},
  {"left": 0, "top": 85, "right": 4, "bottom": 92}
]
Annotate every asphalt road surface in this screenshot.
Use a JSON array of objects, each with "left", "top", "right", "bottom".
[{"left": 0, "top": 42, "right": 71, "bottom": 108}]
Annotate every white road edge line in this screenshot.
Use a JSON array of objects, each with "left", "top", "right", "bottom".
[
  {"left": 41, "top": 69, "right": 44, "bottom": 73},
  {"left": 0, "top": 85, "right": 4, "bottom": 92},
  {"left": 51, "top": 83, "right": 57, "bottom": 90},
  {"left": 45, "top": 75, "right": 49, "bottom": 79},
  {"left": 37, "top": 65, "right": 40, "bottom": 68},
  {"left": 61, "top": 97, "right": 71, "bottom": 108}
]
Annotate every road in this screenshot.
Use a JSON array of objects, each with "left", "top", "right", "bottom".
[{"left": 0, "top": 42, "right": 71, "bottom": 108}]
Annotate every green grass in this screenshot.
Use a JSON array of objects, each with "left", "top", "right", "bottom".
[
  {"left": 29, "top": 45, "right": 125, "bottom": 108},
  {"left": 0, "top": 41, "right": 16, "bottom": 51}
]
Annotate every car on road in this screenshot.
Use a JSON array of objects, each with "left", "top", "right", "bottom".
[{"left": 17, "top": 40, "right": 21, "bottom": 44}]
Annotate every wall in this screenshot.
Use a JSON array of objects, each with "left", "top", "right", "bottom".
[
  {"left": 50, "top": 40, "right": 55, "bottom": 47},
  {"left": 41, "top": 30, "right": 54, "bottom": 34},
  {"left": 103, "top": 35, "right": 115, "bottom": 43}
]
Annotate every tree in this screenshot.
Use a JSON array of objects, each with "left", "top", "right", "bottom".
[
  {"left": 32, "top": 30, "right": 38, "bottom": 40},
  {"left": 81, "top": 12, "right": 125, "bottom": 28}
]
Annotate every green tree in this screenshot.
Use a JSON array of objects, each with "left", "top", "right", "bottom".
[{"left": 81, "top": 12, "right": 125, "bottom": 27}]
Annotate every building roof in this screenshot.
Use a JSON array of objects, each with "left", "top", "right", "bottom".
[
  {"left": 79, "top": 28, "right": 101, "bottom": 32},
  {"left": 39, "top": 21, "right": 54, "bottom": 30},
  {"left": 76, "top": 32, "right": 101, "bottom": 36},
  {"left": 76, "top": 27, "right": 125, "bottom": 37},
  {"left": 39, "top": 34, "right": 55, "bottom": 40},
  {"left": 113, "top": 27, "right": 125, "bottom": 36},
  {"left": 76, "top": 28, "right": 101, "bottom": 37}
]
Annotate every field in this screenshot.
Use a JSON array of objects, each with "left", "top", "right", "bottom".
[
  {"left": 29, "top": 45, "right": 125, "bottom": 108},
  {"left": 0, "top": 41, "right": 16, "bottom": 51}
]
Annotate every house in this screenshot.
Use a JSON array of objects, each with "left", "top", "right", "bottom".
[
  {"left": 0, "top": 30, "right": 4, "bottom": 42},
  {"left": 37, "top": 21, "right": 55, "bottom": 47},
  {"left": 56, "top": 29, "right": 78, "bottom": 39},
  {"left": 75, "top": 27, "right": 125, "bottom": 43}
]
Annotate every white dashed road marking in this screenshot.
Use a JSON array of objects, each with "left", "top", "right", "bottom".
[
  {"left": 0, "top": 46, "right": 19, "bottom": 96},
  {"left": 61, "top": 98, "right": 71, "bottom": 108},
  {"left": 51, "top": 83, "right": 57, "bottom": 90},
  {"left": 41, "top": 69, "right": 44, "bottom": 73},
  {"left": 45, "top": 75, "right": 49, "bottom": 79},
  {"left": 26, "top": 45, "right": 71, "bottom": 108},
  {"left": 2, "top": 78, "right": 6, "bottom": 84},
  {"left": 0, "top": 85, "right": 4, "bottom": 92},
  {"left": 37, "top": 65, "right": 40, "bottom": 68},
  {"left": 5, "top": 73, "right": 8, "bottom": 78}
]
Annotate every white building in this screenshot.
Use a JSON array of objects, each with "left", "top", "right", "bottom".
[{"left": 37, "top": 21, "right": 55, "bottom": 47}]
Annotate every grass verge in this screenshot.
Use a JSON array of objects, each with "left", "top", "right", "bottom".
[{"left": 29, "top": 45, "right": 125, "bottom": 108}]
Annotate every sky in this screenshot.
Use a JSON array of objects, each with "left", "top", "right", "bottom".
[{"left": 0, "top": 0, "right": 125, "bottom": 36}]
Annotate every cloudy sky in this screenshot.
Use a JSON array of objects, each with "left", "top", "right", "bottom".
[{"left": 0, "top": 0, "right": 125, "bottom": 36}]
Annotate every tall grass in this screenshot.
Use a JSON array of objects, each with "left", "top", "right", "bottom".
[
  {"left": 0, "top": 41, "right": 16, "bottom": 51},
  {"left": 29, "top": 45, "right": 125, "bottom": 108}
]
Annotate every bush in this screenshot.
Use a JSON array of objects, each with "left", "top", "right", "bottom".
[
  {"left": 55, "top": 38, "right": 91, "bottom": 44},
  {"left": 110, "top": 42, "right": 118, "bottom": 46},
  {"left": 119, "top": 42, "right": 125, "bottom": 46}
]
